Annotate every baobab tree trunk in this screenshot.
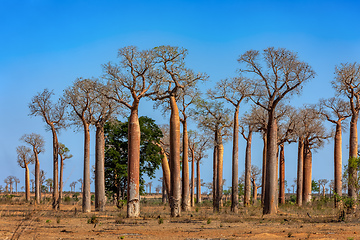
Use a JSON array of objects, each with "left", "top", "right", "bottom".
[
  {"left": 190, "top": 148, "right": 195, "bottom": 207},
  {"left": 59, "top": 154, "right": 64, "bottom": 206},
  {"left": 95, "top": 125, "right": 106, "bottom": 212},
  {"left": 348, "top": 114, "right": 358, "bottom": 199},
  {"left": 334, "top": 122, "right": 342, "bottom": 207},
  {"left": 83, "top": 122, "right": 91, "bottom": 213},
  {"left": 303, "top": 144, "right": 312, "bottom": 204},
  {"left": 279, "top": 143, "right": 285, "bottom": 204},
  {"left": 213, "top": 130, "right": 218, "bottom": 210},
  {"left": 196, "top": 159, "right": 201, "bottom": 203},
  {"left": 160, "top": 147, "right": 171, "bottom": 202},
  {"left": 127, "top": 106, "right": 141, "bottom": 217},
  {"left": 215, "top": 134, "right": 224, "bottom": 212},
  {"left": 231, "top": 106, "right": 239, "bottom": 213},
  {"left": 162, "top": 178, "right": 167, "bottom": 203},
  {"left": 252, "top": 179, "right": 258, "bottom": 205},
  {"left": 25, "top": 164, "right": 30, "bottom": 202},
  {"left": 169, "top": 95, "right": 181, "bottom": 217},
  {"left": 244, "top": 130, "right": 253, "bottom": 207},
  {"left": 34, "top": 151, "right": 40, "bottom": 204},
  {"left": 181, "top": 119, "right": 190, "bottom": 211},
  {"left": 51, "top": 128, "right": 59, "bottom": 210},
  {"left": 263, "top": 112, "right": 277, "bottom": 215},
  {"left": 261, "top": 134, "right": 267, "bottom": 206},
  {"left": 297, "top": 139, "right": 304, "bottom": 206}
]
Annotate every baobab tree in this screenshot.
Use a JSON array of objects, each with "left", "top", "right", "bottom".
[
  {"left": 238, "top": 47, "right": 315, "bottom": 214},
  {"left": 332, "top": 63, "right": 360, "bottom": 199},
  {"left": 91, "top": 82, "right": 119, "bottom": 212},
  {"left": 5, "top": 176, "right": 14, "bottom": 194},
  {"left": 178, "top": 87, "right": 199, "bottom": 211},
  {"left": 317, "top": 97, "right": 350, "bottom": 205},
  {"left": 70, "top": 181, "right": 77, "bottom": 192},
  {"left": 103, "top": 46, "right": 158, "bottom": 217},
  {"left": 14, "top": 177, "right": 20, "bottom": 194},
  {"left": 64, "top": 78, "right": 98, "bottom": 213},
  {"left": 188, "top": 130, "right": 210, "bottom": 205},
  {"left": 20, "top": 133, "right": 45, "bottom": 204},
  {"left": 297, "top": 107, "right": 330, "bottom": 204},
  {"left": 29, "top": 89, "right": 67, "bottom": 209},
  {"left": 208, "top": 77, "right": 253, "bottom": 213},
  {"left": 194, "top": 99, "right": 232, "bottom": 212},
  {"left": 17, "top": 146, "right": 34, "bottom": 201},
  {"left": 58, "top": 143, "right": 72, "bottom": 204},
  {"left": 251, "top": 165, "right": 262, "bottom": 205},
  {"left": 153, "top": 45, "right": 207, "bottom": 217},
  {"left": 318, "top": 179, "right": 329, "bottom": 197},
  {"left": 277, "top": 107, "right": 297, "bottom": 204},
  {"left": 240, "top": 111, "right": 256, "bottom": 207}
]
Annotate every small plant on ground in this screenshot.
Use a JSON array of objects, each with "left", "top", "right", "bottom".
[
  {"left": 158, "top": 218, "right": 164, "bottom": 224},
  {"left": 207, "top": 218, "right": 211, "bottom": 224},
  {"left": 88, "top": 215, "right": 98, "bottom": 224}
]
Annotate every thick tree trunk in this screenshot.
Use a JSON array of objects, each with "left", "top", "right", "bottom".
[
  {"left": 279, "top": 143, "right": 285, "bottom": 204},
  {"left": 296, "top": 139, "right": 304, "bottom": 206},
  {"left": 263, "top": 111, "right": 277, "bottom": 215},
  {"left": 82, "top": 122, "right": 91, "bottom": 213},
  {"left": 25, "top": 164, "right": 30, "bottom": 202},
  {"left": 196, "top": 159, "right": 201, "bottom": 203},
  {"left": 95, "top": 126, "right": 106, "bottom": 212},
  {"left": 334, "top": 122, "right": 342, "bottom": 207},
  {"left": 244, "top": 130, "right": 253, "bottom": 207},
  {"left": 127, "top": 107, "right": 141, "bottom": 217},
  {"left": 169, "top": 96, "right": 181, "bottom": 217},
  {"left": 51, "top": 128, "right": 59, "bottom": 210},
  {"left": 302, "top": 144, "right": 312, "bottom": 204},
  {"left": 190, "top": 148, "right": 195, "bottom": 207},
  {"left": 181, "top": 119, "right": 190, "bottom": 211},
  {"left": 261, "top": 134, "right": 267, "bottom": 206},
  {"left": 215, "top": 134, "right": 224, "bottom": 212},
  {"left": 34, "top": 151, "right": 40, "bottom": 204},
  {"left": 348, "top": 114, "right": 358, "bottom": 199},
  {"left": 231, "top": 106, "right": 239, "bottom": 213},
  {"left": 162, "top": 178, "right": 167, "bottom": 203}
]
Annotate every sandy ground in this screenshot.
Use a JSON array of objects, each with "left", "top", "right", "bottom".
[{"left": 1, "top": 195, "right": 360, "bottom": 240}]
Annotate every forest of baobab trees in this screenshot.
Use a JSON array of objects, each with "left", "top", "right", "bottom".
[{"left": 3, "top": 45, "right": 360, "bottom": 223}]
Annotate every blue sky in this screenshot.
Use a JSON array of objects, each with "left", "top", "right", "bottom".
[{"left": 1, "top": 0, "right": 360, "bottom": 193}]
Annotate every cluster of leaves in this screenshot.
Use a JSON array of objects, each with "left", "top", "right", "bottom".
[{"left": 104, "top": 116, "right": 163, "bottom": 200}]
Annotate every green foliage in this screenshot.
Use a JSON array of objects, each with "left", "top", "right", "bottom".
[
  {"left": 343, "top": 156, "right": 360, "bottom": 194},
  {"left": 88, "top": 215, "right": 98, "bottom": 224},
  {"left": 72, "top": 193, "right": 79, "bottom": 201},
  {"left": 207, "top": 218, "right": 211, "bottom": 224},
  {"left": 311, "top": 180, "right": 319, "bottom": 193},
  {"left": 158, "top": 218, "right": 164, "bottom": 224},
  {"left": 238, "top": 183, "right": 244, "bottom": 197},
  {"left": 104, "top": 116, "right": 162, "bottom": 200},
  {"left": 63, "top": 195, "right": 71, "bottom": 202}
]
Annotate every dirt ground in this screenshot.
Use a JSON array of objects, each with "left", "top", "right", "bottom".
[{"left": 1, "top": 195, "right": 360, "bottom": 240}]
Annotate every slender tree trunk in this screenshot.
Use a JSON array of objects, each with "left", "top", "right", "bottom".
[
  {"left": 303, "top": 144, "right": 312, "bottom": 204},
  {"left": 261, "top": 133, "right": 267, "bottom": 206},
  {"left": 169, "top": 95, "right": 181, "bottom": 217},
  {"left": 95, "top": 125, "right": 106, "bottom": 211},
  {"left": 162, "top": 178, "right": 167, "bottom": 203},
  {"left": 334, "top": 122, "right": 342, "bottom": 207},
  {"left": 196, "top": 159, "right": 201, "bottom": 203},
  {"left": 297, "top": 139, "right": 304, "bottom": 206},
  {"left": 252, "top": 179, "right": 258, "bottom": 205},
  {"left": 82, "top": 122, "right": 91, "bottom": 213},
  {"left": 190, "top": 148, "right": 195, "bottom": 207},
  {"left": 25, "top": 164, "right": 30, "bottom": 202},
  {"left": 127, "top": 106, "right": 141, "bottom": 217},
  {"left": 160, "top": 147, "right": 171, "bottom": 202},
  {"left": 263, "top": 110, "right": 277, "bottom": 215},
  {"left": 244, "top": 130, "right": 253, "bottom": 206},
  {"left": 231, "top": 106, "right": 239, "bottom": 213},
  {"left": 51, "top": 128, "right": 59, "bottom": 210},
  {"left": 215, "top": 134, "right": 224, "bottom": 212},
  {"left": 279, "top": 143, "right": 285, "bottom": 204},
  {"left": 213, "top": 130, "right": 218, "bottom": 211},
  {"left": 348, "top": 113, "right": 358, "bottom": 199},
  {"left": 181, "top": 119, "right": 190, "bottom": 211},
  {"left": 59, "top": 154, "right": 64, "bottom": 205},
  {"left": 34, "top": 151, "right": 40, "bottom": 204}
]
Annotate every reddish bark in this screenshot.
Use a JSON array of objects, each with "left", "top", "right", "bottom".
[
  {"left": 296, "top": 139, "right": 304, "bottom": 206},
  {"left": 279, "top": 144, "right": 285, "bottom": 204},
  {"left": 231, "top": 106, "right": 239, "bottom": 212},
  {"left": 302, "top": 144, "right": 312, "bottom": 204}
]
